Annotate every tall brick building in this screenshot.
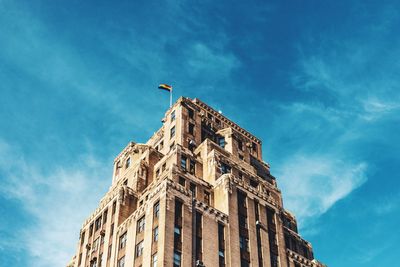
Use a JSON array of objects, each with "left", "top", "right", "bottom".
[{"left": 69, "top": 97, "right": 326, "bottom": 267}]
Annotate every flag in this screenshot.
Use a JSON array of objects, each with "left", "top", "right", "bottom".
[{"left": 158, "top": 84, "right": 172, "bottom": 92}]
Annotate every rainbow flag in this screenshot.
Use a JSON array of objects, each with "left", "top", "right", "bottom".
[{"left": 158, "top": 84, "right": 172, "bottom": 92}]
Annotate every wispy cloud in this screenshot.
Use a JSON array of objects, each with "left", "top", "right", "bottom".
[
  {"left": 0, "top": 139, "right": 110, "bottom": 267},
  {"left": 276, "top": 154, "right": 367, "bottom": 223}
]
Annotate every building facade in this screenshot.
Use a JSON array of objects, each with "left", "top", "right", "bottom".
[{"left": 69, "top": 97, "right": 326, "bottom": 267}]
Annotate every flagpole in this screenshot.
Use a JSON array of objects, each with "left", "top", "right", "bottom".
[{"left": 170, "top": 89, "right": 172, "bottom": 108}]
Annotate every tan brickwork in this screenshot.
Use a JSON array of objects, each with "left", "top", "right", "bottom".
[{"left": 68, "top": 97, "right": 326, "bottom": 267}]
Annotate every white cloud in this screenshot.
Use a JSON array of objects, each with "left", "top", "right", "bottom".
[
  {"left": 276, "top": 154, "right": 367, "bottom": 224},
  {"left": 0, "top": 139, "right": 111, "bottom": 267}
]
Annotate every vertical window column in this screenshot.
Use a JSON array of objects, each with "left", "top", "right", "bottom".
[
  {"left": 174, "top": 199, "right": 183, "bottom": 267},
  {"left": 195, "top": 211, "right": 203, "bottom": 262},
  {"left": 254, "top": 200, "right": 263, "bottom": 267},
  {"left": 218, "top": 223, "right": 226, "bottom": 267},
  {"left": 267, "top": 207, "right": 279, "bottom": 267},
  {"left": 237, "top": 190, "right": 250, "bottom": 267}
]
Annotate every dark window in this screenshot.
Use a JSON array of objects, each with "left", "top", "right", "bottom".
[
  {"left": 159, "top": 140, "right": 164, "bottom": 150},
  {"left": 80, "top": 231, "right": 85, "bottom": 245},
  {"left": 173, "top": 250, "right": 181, "bottom": 267},
  {"left": 250, "top": 179, "right": 259, "bottom": 188},
  {"left": 220, "top": 163, "right": 231, "bottom": 174},
  {"left": 204, "top": 191, "right": 210, "bottom": 205},
  {"left": 252, "top": 142, "right": 257, "bottom": 153},
  {"left": 170, "top": 142, "right": 175, "bottom": 151},
  {"left": 156, "top": 168, "right": 160, "bottom": 177},
  {"left": 135, "top": 241, "right": 144, "bottom": 257},
  {"left": 189, "top": 123, "right": 195, "bottom": 135},
  {"left": 108, "top": 245, "right": 112, "bottom": 258},
  {"left": 137, "top": 216, "right": 145, "bottom": 233},
  {"left": 239, "top": 236, "right": 249, "bottom": 251},
  {"left": 215, "top": 118, "right": 221, "bottom": 125},
  {"left": 238, "top": 140, "right": 243, "bottom": 150},
  {"left": 123, "top": 179, "right": 128, "bottom": 185},
  {"left": 125, "top": 157, "right": 131, "bottom": 169},
  {"left": 170, "top": 126, "right": 176, "bottom": 138},
  {"left": 195, "top": 211, "right": 203, "bottom": 261},
  {"left": 207, "top": 113, "right": 213, "bottom": 120},
  {"left": 189, "top": 159, "right": 196, "bottom": 174},
  {"left": 110, "top": 223, "right": 114, "bottom": 236},
  {"left": 218, "top": 137, "right": 225, "bottom": 148},
  {"left": 95, "top": 216, "right": 102, "bottom": 231},
  {"left": 239, "top": 154, "right": 244, "bottom": 160},
  {"left": 154, "top": 201, "right": 160, "bottom": 218},
  {"left": 188, "top": 108, "right": 194, "bottom": 119},
  {"left": 119, "top": 232, "right": 127, "bottom": 249},
  {"left": 171, "top": 110, "right": 176, "bottom": 121},
  {"left": 162, "top": 163, "right": 166, "bottom": 171},
  {"left": 112, "top": 201, "right": 116, "bottom": 214},
  {"left": 178, "top": 177, "right": 186, "bottom": 187},
  {"left": 181, "top": 156, "right": 187, "bottom": 170},
  {"left": 218, "top": 223, "right": 225, "bottom": 267},
  {"left": 190, "top": 183, "right": 196, "bottom": 197},
  {"left": 118, "top": 256, "right": 125, "bottom": 267},
  {"left": 153, "top": 226, "right": 159, "bottom": 242},
  {"left": 89, "top": 223, "right": 94, "bottom": 237}
]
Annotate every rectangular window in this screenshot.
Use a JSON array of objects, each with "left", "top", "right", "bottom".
[
  {"left": 171, "top": 110, "right": 176, "bottom": 121},
  {"left": 238, "top": 139, "right": 243, "bottom": 150},
  {"left": 218, "top": 137, "right": 225, "bottom": 148},
  {"left": 204, "top": 191, "right": 210, "bottom": 205},
  {"left": 125, "top": 157, "right": 131, "bottom": 169},
  {"left": 117, "top": 256, "right": 125, "bottom": 267},
  {"left": 119, "top": 232, "right": 127, "bottom": 249},
  {"left": 162, "top": 163, "right": 166, "bottom": 171},
  {"left": 80, "top": 231, "right": 85, "bottom": 245},
  {"left": 156, "top": 168, "right": 160, "bottom": 178},
  {"left": 108, "top": 244, "right": 112, "bottom": 259},
  {"left": 103, "top": 209, "right": 108, "bottom": 224},
  {"left": 215, "top": 118, "right": 221, "bottom": 125},
  {"left": 173, "top": 250, "right": 181, "bottom": 267},
  {"left": 135, "top": 241, "right": 144, "bottom": 257},
  {"left": 153, "top": 226, "right": 159, "bottom": 242},
  {"left": 137, "top": 216, "right": 145, "bottom": 233},
  {"left": 89, "top": 223, "right": 94, "bottom": 237},
  {"left": 218, "top": 223, "right": 225, "bottom": 267},
  {"left": 220, "top": 163, "right": 231, "bottom": 174},
  {"left": 152, "top": 253, "right": 158, "bottom": 267},
  {"left": 154, "top": 201, "right": 160, "bottom": 218},
  {"left": 112, "top": 201, "right": 117, "bottom": 214},
  {"left": 250, "top": 179, "right": 259, "bottom": 188},
  {"left": 170, "top": 142, "right": 175, "bottom": 151},
  {"left": 189, "top": 159, "right": 195, "bottom": 174},
  {"left": 195, "top": 211, "right": 203, "bottom": 261},
  {"left": 188, "top": 108, "right": 194, "bottom": 119},
  {"left": 239, "top": 236, "right": 249, "bottom": 251},
  {"left": 178, "top": 177, "right": 186, "bottom": 187},
  {"left": 190, "top": 183, "right": 196, "bottom": 197},
  {"left": 170, "top": 126, "right": 176, "bottom": 138},
  {"left": 252, "top": 142, "right": 257, "bottom": 153},
  {"left": 110, "top": 223, "right": 114, "bottom": 236},
  {"left": 239, "top": 154, "right": 244, "bottom": 160},
  {"left": 180, "top": 156, "right": 187, "bottom": 171},
  {"left": 188, "top": 123, "right": 195, "bottom": 135}
]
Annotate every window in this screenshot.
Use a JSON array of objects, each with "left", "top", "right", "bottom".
[
  {"left": 189, "top": 159, "right": 195, "bottom": 174},
  {"left": 159, "top": 140, "right": 164, "bottom": 150},
  {"left": 188, "top": 123, "right": 195, "bottom": 135},
  {"left": 188, "top": 108, "right": 194, "bottom": 119},
  {"left": 80, "top": 231, "right": 85, "bottom": 245},
  {"left": 239, "top": 236, "right": 249, "bottom": 251},
  {"left": 162, "top": 163, "right": 166, "bottom": 172},
  {"left": 207, "top": 113, "right": 213, "bottom": 120},
  {"left": 108, "top": 245, "right": 112, "bottom": 259},
  {"left": 178, "top": 177, "right": 186, "bottom": 187},
  {"left": 170, "top": 142, "right": 175, "bottom": 151},
  {"left": 78, "top": 253, "right": 82, "bottom": 265},
  {"left": 220, "top": 163, "right": 231, "bottom": 174},
  {"left": 173, "top": 250, "right": 181, "bottom": 267},
  {"left": 119, "top": 232, "right": 127, "bottom": 249},
  {"left": 156, "top": 168, "right": 160, "bottom": 178},
  {"left": 190, "top": 183, "right": 196, "bottom": 197},
  {"left": 204, "top": 191, "right": 210, "bottom": 205},
  {"left": 117, "top": 256, "right": 125, "bottom": 267},
  {"left": 238, "top": 172, "right": 243, "bottom": 180},
  {"left": 180, "top": 156, "right": 187, "bottom": 171},
  {"left": 250, "top": 179, "right": 259, "bottom": 188},
  {"left": 153, "top": 226, "right": 159, "bottom": 242},
  {"left": 152, "top": 253, "right": 158, "bottom": 267},
  {"left": 252, "top": 142, "right": 257, "bottom": 153},
  {"left": 89, "top": 223, "right": 94, "bottom": 237},
  {"left": 125, "top": 157, "right": 131, "bottom": 169},
  {"left": 171, "top": 110, "right": 176, "bottom": 121},
  {"left": 135, "top": 241, "right": 144, "bottom": 257},
  {"left": 170, "top": 126, "right": 176, "bottom": 138},
  {"left": 238, "top": 139, "right": 243, "bottom": 151},
  {"left": 110, "top": 223, "right": 114, "bottom": 236},
  {"left": 103, "top": 209, "right": 108, "bottom": 224},
  {"left": 112, "top": 201, "right": 116, "bottom": 214},
  {"left": 215, "top": 118, "right": 221, "bottom": 125},
  {"left": 218, "top": 137, "right": 225, "bottom": 148},
  {"left": 154, "top": 201, "right": 160, "bottom": 218},
  {"left": 239, "top": 154, "right": 244, "bottom": 161},
  {"left": 137, "top": 216, "right": 145, "bottom": 233},
  {"left": 90, "top": 260, "right": 97, "bottom": 267},
  {"left": 93, "top": 238, "right": 99, "bottom": 251}
]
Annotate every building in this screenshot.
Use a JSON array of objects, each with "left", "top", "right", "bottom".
[{"left": 70, "top": 97, "right": 326, "bottom": 267}]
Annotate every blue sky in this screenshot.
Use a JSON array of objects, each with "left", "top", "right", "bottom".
[{"left": 0, "top": 0, "right": 399, "bottom": 266}]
